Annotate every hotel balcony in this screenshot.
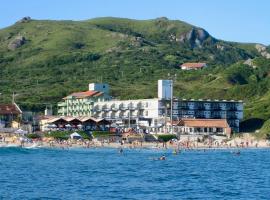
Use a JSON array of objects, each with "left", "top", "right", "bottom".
[
  {"left": 119, "top": 105, "right": 128, "bottom": 110},
  {"left": 130, "top": 114, "right": 138, "bottom": 119},
  {"left": 195, "top": 105, "right": 205, "bottom": 110},
  {"left": 57, "top": 102, "right": 67, "bottom": 107},
  {"left": 129, "top": 106, "right": 136, "bottom": 110},
  {"left": 111, "top": 106, "right": 119, "bottom": 111},
  {"left": 110, "top": 113, "right": 116, "bottom": 119},
  {"left": 227, "top": 106, "right": 238, "bottom": 111},
  {"left": 227, "top": 112, "right": 239, "bottom": 119},
  {"left": 101, "top": 105, "right": 110, "bottom": 111},
  {"left": 96, "top": 114, "right": 102, "bottom": 118},
  {"left": 85, "top": 100, "right": 94, "bottom": 105},
  {"left": 58, "top": 109, "right": 67, "bottom": 114},
  {"left": 211, "top": 106, "right": 222, "bottom": 111},
  {"left": 137, "top": 105, "right": 144, "bottom": 110},
  {"left": 93, "top": 106, "right": 101, "bottom": 112},
  {"left": 179, "top": 105, "right": 189, "bottom": 110}
]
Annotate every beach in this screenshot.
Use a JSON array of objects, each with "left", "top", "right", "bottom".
[{"left": 1, "top": 132, "right": 269, "bottom": 150}]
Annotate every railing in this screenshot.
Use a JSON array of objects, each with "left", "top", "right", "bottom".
[
  {"left": 119, "top": 106, "right": 128, "bottom": 110},
  {"left": 58, "top": 109, "right": 67, "bottom": 114},
  {"left": 227, "top": 107, "right": 238, "bottom": 111},
  {"left": 57, "top": 102, "right": 67, "bottom": 107},
  {"left": 103, "top": 108, "right": 110, "bottom": 112},
  {"left": 129, "top": 106, "right": 136, "bottom": 110},
  {"left": 137, "top": 105, "right": 144, "bottom": 109},
  {"left": 111, "top": 106, "right": 118, "bottom": 111}
]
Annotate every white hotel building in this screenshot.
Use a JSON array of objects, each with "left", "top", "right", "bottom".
[{"left": 58, "top": 80, "right": 243, "bottom": 132}]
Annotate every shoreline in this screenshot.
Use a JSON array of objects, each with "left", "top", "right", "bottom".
[
  {"left": 1, "top": 141, "right": 270, "bottom": 150},
  {"left": 1, "top": 132, "right": 270, "bottom": 150}
]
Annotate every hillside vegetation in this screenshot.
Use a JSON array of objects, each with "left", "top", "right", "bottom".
[{"left": 0, "top": 17, "right": 269, "bottom": 135}]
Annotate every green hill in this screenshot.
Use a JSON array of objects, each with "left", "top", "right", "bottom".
[{"left": 0, "top": 17, "right": 269, "bottom": 134}]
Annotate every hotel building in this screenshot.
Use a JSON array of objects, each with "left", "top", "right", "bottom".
[{"left": 58, "top": 81, "right": 243, "bottom": 132}]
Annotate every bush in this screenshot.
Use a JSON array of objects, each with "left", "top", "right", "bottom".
[
  {"left": 45, "top": 131, "right": 69, "bottom": 140},
  {"left": 26, "top": 133, "right": 41, "bottom": 139},
  {"left": 77, "top": 131, "right": 91, "bottom": 140},
  {"left": 157, "top": 134, "right": 177, "bottom": 142},
  {"left": 45, "top": 131, "right": 90, "bottom": 140},
  {"left": 92, "top": 131, "right": 111, "bottom": 138}
]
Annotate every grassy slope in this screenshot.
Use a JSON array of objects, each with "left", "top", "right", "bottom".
[{"left": 0, "top": 17, "right": 270, "bottom": 135}]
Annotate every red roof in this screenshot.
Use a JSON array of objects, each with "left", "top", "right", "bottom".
[
  {"left": 0, "top": 104, "right": 22, "bottom": 115},
  {"left": 181, "top": 62, "right": 206, "bottom": 69},
  {"left": 64, "top": 90, "right": 103, "bottom": 99},
  {"left": 174, "top": 118, "right": 229, "bottom": 128}
]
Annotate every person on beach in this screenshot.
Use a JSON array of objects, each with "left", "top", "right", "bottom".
[{"left": 19, "top": 137, "right": 25, "bottom": 147}]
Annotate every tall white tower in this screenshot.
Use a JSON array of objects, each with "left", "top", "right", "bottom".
[
  {"left": 158, "top": 80, "right": 172, "bottom": 100},
  {"left": 89, "top": 83, "right": 109, "bottom": 94}
]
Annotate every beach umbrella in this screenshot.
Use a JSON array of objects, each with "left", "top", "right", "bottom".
[
  {"left": 110, "top": 123, "right": 117, "bottom": 127},
  {"left": 70, "top": 132, "right": 82, "bottom": 139},
  {"left": 65, "top": 124, "right": 71, "bottom": 128},
  {"left": 77, "top": 124, "right": 83, "bottom": 129},
  {"left": 48, "top": 124, "right": 57, "bottom": 128}
]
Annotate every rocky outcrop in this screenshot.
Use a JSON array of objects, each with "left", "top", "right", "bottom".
[
  {"left": 255, "top": 44, "right": 270, "bottom": 59},
  {"left": 244, "top": 58, "right": 257, "bottom": 68},
  {"left": 130, "top": 36, "right": 144, "bottom": 47},
  {"left": 255, "top": 44, "right": 266, "bottom": 52},
  {"left": 17, "top": 16, "right": 31, "bottom": 23},
  {"left": 8, "top": 35, "right": 26, "bottom": 50},
  {"left": 175, "top": 28, "right": 215, "bottom": 48}
]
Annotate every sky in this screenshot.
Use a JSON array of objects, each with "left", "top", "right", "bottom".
[{"left": 1, "top": 0, "right": 269, "bottom": 45}]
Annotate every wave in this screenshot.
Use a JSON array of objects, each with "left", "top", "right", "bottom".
[{"left": 0, "top": 146, "right": 33, "bottom": 154}]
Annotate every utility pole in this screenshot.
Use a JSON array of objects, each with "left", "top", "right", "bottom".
[
  {"left": 170, "top": 80, "right": 173, "bottom": 134},
  {"left": 12, "top": 92, "right": 15, "bottom": 104},
  {"left": 167, "top": 74, "right": 176, "bottom": 135},
  {"left": 128, "top": 100, "right": 131, "bottom": 128},
  {"left": 164, "top": 107, "right": 167, "bottom": 134}
]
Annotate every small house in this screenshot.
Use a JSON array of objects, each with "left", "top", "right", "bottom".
[
  {"left": 0, "top": 103, "right": 22, "bottom": 128},
  {"left": 172, "top": 118, "right": 231, "bottom": 137},
  {"left": 180, "top": 63, "right": 207, "bottom": 70}
]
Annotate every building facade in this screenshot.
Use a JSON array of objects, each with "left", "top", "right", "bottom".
[
  {"left": 57, "top": 83, "right": 111, "bottom": 117},
  {"left": 0, "top": 103, "right": 22, "bottom": 128},
  {"left": 172, "top": 118, "right": 231, "bottom": 137},
  {"left": 57, "top": 81, "right": 244, "bottom": 132},
  {"left": 92, "top": 98, "right": 159, "bottom": 127},
  {"left": 172, "top": 99, "right": 243, "bottom": 132}
]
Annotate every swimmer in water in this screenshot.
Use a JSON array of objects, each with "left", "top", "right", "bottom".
[
  {"left": 119, "top": 148, "right": 123, "bottom": 154},
  {"left": 159, "top": 155, "right": 166, "bottom": 160}
]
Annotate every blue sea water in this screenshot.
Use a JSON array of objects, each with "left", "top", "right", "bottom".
[{"left": 0, "top": 147, "right": 270, "bottom": 200}]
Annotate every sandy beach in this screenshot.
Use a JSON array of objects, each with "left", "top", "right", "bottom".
[{"left": 1, "top": 133, "right": 269, "bottom": 150}]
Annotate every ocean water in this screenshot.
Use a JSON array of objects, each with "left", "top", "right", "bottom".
[{"left": 0, "top": 147, "right": 270, "bottom": 200}]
